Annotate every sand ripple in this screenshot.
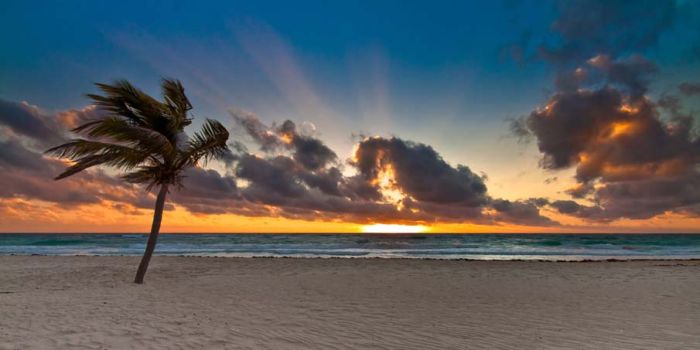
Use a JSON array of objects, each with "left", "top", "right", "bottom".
[{"left": 1, "top": 257, "right": 699, "bottom": 349}]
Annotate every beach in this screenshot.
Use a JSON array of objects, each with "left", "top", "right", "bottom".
[{"left": 1, "top": 256, "right": 699, "bottom": 349}]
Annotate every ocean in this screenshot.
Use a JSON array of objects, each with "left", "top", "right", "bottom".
[{"left": 1, "top": 234, "right": 700, "bottom": 260}]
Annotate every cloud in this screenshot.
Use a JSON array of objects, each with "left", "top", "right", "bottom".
[
  {"left": 230, "top": 109, "right": 282, "bottom": 152},
  {"left": 168, "top": 167, "right": 240, "bottom": 214},
  {"left": 232, "top": 110, "right": 338, "bottom": 170},
  {"left": 541, "top": 0, "right": 678, "bottom": 64},
  {"left": 279, "top": 120, "right": 337, "bottom": 171},
  {"left": 504, "top": 0, "right": 681, "bottom": 67},
  {"left": 514, "top": 53, "right": 700, "bottom": 221},
  {"left": 503, "top": 0, "right": 700, "bottom": 223},
  {"left": 0, "top": 137, "right": 156, "bottom": 209},
  {"left": 551, "top": 173, "right": 700, "bottom": 221},
  {"left": 586, "top": 54, "right": 657, "bottom": 99},
  {"left": 1, "top": 96, "right": 556, "bottom": 227},
  {"left": 490, "top": 198, "right": 556, "bottom": 226},
  {"left": 0, "top": 99, "right": 65, "bottom": 148},
  {"left": 591, "top": 174, "right": 700, "bottom": 220},
  {"left": 236, "top": 155, "right": 309, "bottom": 199},
  {"left": 515, "top": 55, "right": 696, "bottom": 179},
  {"left": 0, "top": 139, "right": 99, "bottom": 204},
  {"left": 227, "top": 114, "right": 555, "bottom": 226},
  {"left": 679, "top": 82, "right": 700, "bottom": 96},
  {"left": 0, "top": 99, "right": 157, "bottom": 210},
  {"left": 178, "top": 167, "right": 238, "bottom": 199},
  {"left": 351, "top": 137, "right": 488, "bottom": 206}
]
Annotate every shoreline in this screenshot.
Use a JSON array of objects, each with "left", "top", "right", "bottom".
[{"left": 3, "top": 253, "right": 700, "bottom": 262}]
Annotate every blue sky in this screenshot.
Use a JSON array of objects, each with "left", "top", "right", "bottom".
[{"left": 2, "top": 1, "right": 552, "bottom": 113}]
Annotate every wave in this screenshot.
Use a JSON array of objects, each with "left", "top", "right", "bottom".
[{"left": 1, "top": 234, "right": 700, "bottom": 260}]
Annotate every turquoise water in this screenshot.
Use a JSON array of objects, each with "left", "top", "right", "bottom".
[{"left": 1, "top": 234, "right": 700, "bottom": 260}]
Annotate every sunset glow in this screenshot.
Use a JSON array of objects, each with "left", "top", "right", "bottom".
[
  {"left": 609, "top": 121, "right": 634, "bottom": 138},
  {"left": 361, "top": 224, "right": 428, "bottom": 234},
  {"left": 372, "top": 164, "right": 406, "bottom": 205}
]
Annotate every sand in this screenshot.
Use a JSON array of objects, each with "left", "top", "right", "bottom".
[{"left": 1, "top": 257, "right": 699, "bottom": 349}]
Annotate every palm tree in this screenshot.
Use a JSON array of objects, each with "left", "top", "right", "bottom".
[{"left": 46, "top": 79, "right": 230, "bottom": 284}]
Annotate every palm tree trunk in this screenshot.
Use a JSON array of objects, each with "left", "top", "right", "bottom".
[{"left": 134, "top": 184, "right": 169, "bottom": 284}]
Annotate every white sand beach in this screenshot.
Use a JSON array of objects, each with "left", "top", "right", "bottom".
[{"left": 1, "top": 256, "right": 699, "bottom": 349}]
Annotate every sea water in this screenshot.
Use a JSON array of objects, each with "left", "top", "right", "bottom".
[{"left": 1, "top": 234, "right": 699, "bottom": 260}]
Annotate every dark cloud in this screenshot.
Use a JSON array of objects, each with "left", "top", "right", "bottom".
[
  {"left": 236, "top": 155, "right": 308, "bottom": 199},
  {"left": 0, "top": 138, "right": 48, "bottom": 173},
  {"left": 586, "top": 54, "right": 657, "bottom": 99},
  {"left": 342, "top": 174, "right": 383, "bottom": 201},
  {"left": 230, "top": 109, "right": 282, "bottom": 152},
  {"left": 516, "top": 54, "right": 698, "bottom": 182},
  {"left": 591, "top": 174, "right": 700, "bottom": 220},
  {"left": 352, "top": 137, "right": 489, "bottom": 206},
  {"left": 1, "top": 98, "right": 557, "bottom": 227},
  {"left": 0, "top": 141, "right": 100, "bottom": 205},
  {"left": 228, "top": 147, "right": 406, "bottom": 223},
  {"left": 228, "top": 114, "right": 554, "bottom": 225},
  {"left": 227, "top": 154, "right": 406, "bottom": 223},
  {"left": 504, "top": 0, "right": 680, "bottom": 66},
  {"left": 505, "top": 0, "right": 698, "bottom": 225},
  {"left": 551, "top": 173, "right": 700, "bottom": 221},
  {"left": 278, "top": 120, "right": 337, "bottom": 171},
  {"left": 232, "top": 111, "right": 337, "bottom": 171},
  {"left": 0, "top": 99, "right": 65, "bottom": 147},
  {"left": 517, "top": 51, "right": 700, "bottom": 221},
  {"left": 298, "top": 166, "right": 343, "bottom": 196},
  {"left": 507, "top": 0, "right": 700, "bottom": 223},
  {"left": 490, "top": 198, "right": 555, "bottom": 226},
  {"left": 549, "top": 200, "right": 580, "bottom": 215},
  {"left": 523, "top": 87, "right": 627, "bottom": 169},
  {"left": 679, "top": 82, "right": 700, "bottom": 96},
  {"left": 169, "top": 167, "right": 240, "bottom": 214},
  {"left": 0, "top": 137, "right": 156, "bottom": 208},
  {"left": 0, "top": 100, "right": 157, "bottom": 210},
  {"left": 541, "top": 0, "right": 678, "bottom": 64},
  {"left": 179, "top": 167, "right": 238, "bottom": 199}
]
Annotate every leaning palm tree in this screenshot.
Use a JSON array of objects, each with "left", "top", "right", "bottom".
[{"left": 46, "top": 79, "right": 230, "bottom": 284}]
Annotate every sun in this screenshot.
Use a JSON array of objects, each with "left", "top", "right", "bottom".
[{"left": 360, "top": 224, "right": 429, "bottom": 234}]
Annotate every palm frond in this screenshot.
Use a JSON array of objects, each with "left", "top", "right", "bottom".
[
  {"left": 178, "top": 119, "right": 230, "bottom": 168},
  {"left": 72, "top": 116, "right": 176, "bottom": 159},
  {"left": 46, "top": 139, "right": 146, "bottom": 161},
  {"left": 86, "top": 80, "right": 165, "bottom": 129},
  {"left": 161, "top": 79, "right": 192, "bottom": 130},
  {"left": 47, "top": 140, "right": 152, "bottom": 180},
  {"left": 49, "top": 79, "right": 230, "bottom": 190},
  {"left": 122, "top": 165, "right": 172, "bottom": 191}
]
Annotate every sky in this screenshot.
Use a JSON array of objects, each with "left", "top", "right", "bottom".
[{"left": 1, "top": 0, "right": 700, "bottom": 233}]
